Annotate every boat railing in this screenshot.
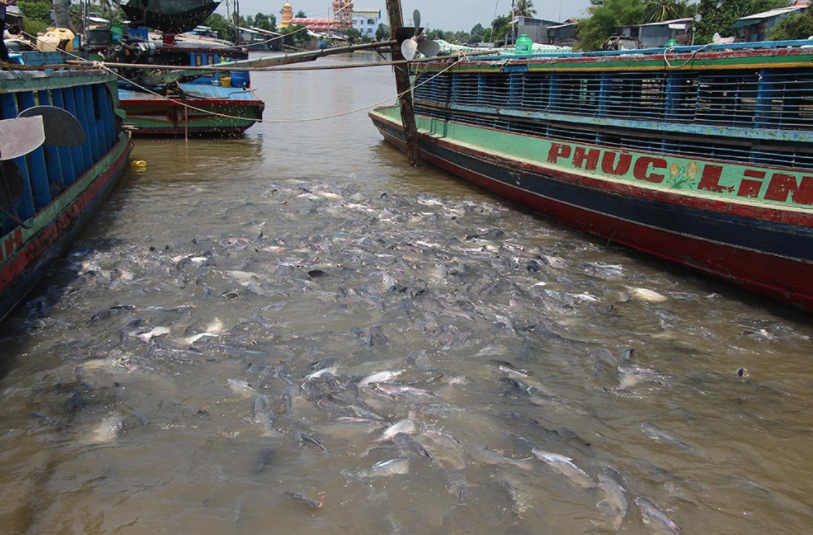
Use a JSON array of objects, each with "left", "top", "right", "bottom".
[{"left": 466, "top": 39, "right": 813, "bottom": 61}]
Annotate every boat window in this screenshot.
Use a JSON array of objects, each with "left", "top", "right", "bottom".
[
  {"left": 194, "top": 54, "right": 203, "bottom": 66},
  {"left": 207, "top": 55, "right": 215, "bottom": 65}
]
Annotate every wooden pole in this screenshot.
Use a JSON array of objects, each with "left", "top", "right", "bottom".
[{"left": 385, "top": 0, "right": 421, "bottom": 166}]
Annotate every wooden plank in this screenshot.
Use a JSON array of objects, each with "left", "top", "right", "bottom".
[{"left": 386, "top": 0, "right": 421, "bottom": 166}]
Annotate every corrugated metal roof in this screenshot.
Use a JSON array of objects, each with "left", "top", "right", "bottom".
[
  {"left": 640, "top": 18, "right": 692, "bottom": 27},
  {"left": 737, "top": 6, "right": 805, "bottom": 22}
]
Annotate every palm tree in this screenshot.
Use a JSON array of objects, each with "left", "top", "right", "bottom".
[
  {"left": 644, "top": 0, "right": 681, "bottom": 23},
  {"left": 514, "top": 0, "right": 536, "bottom": 18}
]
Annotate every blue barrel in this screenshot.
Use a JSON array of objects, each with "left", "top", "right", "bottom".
[{"left": 229, "top": 71, "right": 250, "bottom": 88}]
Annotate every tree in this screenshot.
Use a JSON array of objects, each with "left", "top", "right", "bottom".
[
  {"left": 769, "top": 9, "right": 813, "bottom": 40},
  {"left": 490, "top": 13, "right": 512, "bottom": 45},
  {"left": 295, "top": 10, "right": 306, "bottom": 18},
  {"left": 205, "top": 13, "right": 232, "bottom": 40},
  {"left": 375, "top": 23, "right": 389, "bottom": 41},
  {"left": 470, "top": 22, "right": 485, "bottom": 43},
  {"left": 695, "top": 0, "right": 788, "bottom": 44},
  {"left": 577, "top": 0, "right": 647, "bottom": 51},
  {"left": 643, "top": 0, "right": 681, "bottom": 23},
  {"left": 514, "top": 0, "right": 536, "bottom": 18},
  {"left": 344, "top": 27, "right": 361, "bottom": 43},
  {"left": 254, "top": 12, "right": 277, "bottom": 31}
]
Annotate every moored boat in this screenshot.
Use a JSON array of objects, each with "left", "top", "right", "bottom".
[
  {"left": 117, "top": 44, "right": 264, "bottom": 135},
  {"left": 0, "top": 53, "right": 133, "bottom": 321},
  {"left": 371, "top": 41, "right": 813, "bottom": 310},
  {"left": 108, "top": 43, "right": 265, "bottom": 135}
]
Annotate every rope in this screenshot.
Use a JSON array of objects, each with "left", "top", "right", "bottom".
[
  {"left": 20, "top": 29, "right": 477, "bottom": 125},
  {"left": 663, "top": 44, "right": 712, "bottom": 69}
]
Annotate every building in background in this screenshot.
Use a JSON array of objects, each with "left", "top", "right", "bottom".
[
  {"left": 514, "top": 16, "right": 563, "bottom": 44},
  {"left": 638, "top": 18, "right": 692, "bottom": 47},
  {"left": 734, "top": 4, "right": 808, "bottom": 42},
  {"left": 280, "top": 2, "right": 293, "bottom": 28},
  {"left": 547, "top": 20, "right": 577, "bottom": 46},
  {"left": 353, "top": 8, "right": 381, "bottom": 38},
  {"left": 333, "top": 0, "right": 353, "bottom": 29}
]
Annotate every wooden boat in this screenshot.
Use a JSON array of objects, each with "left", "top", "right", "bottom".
[
  {"left": 370, "top": 41, "right": 813, "bottom": 311},
  {"left": 120, "top": 0, "right": 219, "bottom": 34},
  {"left": 114, "top": 44, "right": 264, "bottom": 135},
  {"left": 0, "top": 53, "right": 133, "bottom": 321}
]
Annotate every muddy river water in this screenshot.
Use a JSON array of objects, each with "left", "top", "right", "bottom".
[{"left": 1, "top": 52, "right": 812, "bottom": 535}]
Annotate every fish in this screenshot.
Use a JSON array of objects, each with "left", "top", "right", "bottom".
[
  {"left": 295, "top": 432, "right": 330, "bottom": 455},
  {"left": 532, "top": 449, "right": 595, "bottom": 489},
  {"left": 284, "top": 492, "right": 323, "bottom": 509},
  {"left": 372, "top": 383, "right": 435, "bottom": 399},
  {"left": 471, "top": 445, "right": 534, "bottom": 471},
  {"left": 227, "top": 379, "right": 256, "bottom": 398},
  {"left": 359, "top": 370, "right": 404, "bottom": 387},
  {"left": 597, "top": 469, "right": 629, "bottom": 529},
  {"left": 628, "top": 287, "right": 668, "bottom": 303},
  {"left": 377, "top": 417, "right": 416, "bottom": 443},
  {"left": 489, "top": 359, "right": 530, "bottom": 377},
  {"left": 392, "top": 432, "right": 433, "bottom": 458},
  {"left": 618, "top": 366, "right": 666, "bottom": 389},
  {"left": 448, "top": 473, "right": 468, "bottom": 504},
  {"left": 635, "top": 497, "right": 682, "bottom": 534},
  {"left": 357, "top": 457, "right": 410, "bottom": 478},
  {"left": 254, "top": 446, "right": 274, "bottom": 474},
  {"left": 136, "top": 326, "right": 171, "bottom": 342},
  {"left": 641, "top": 423, "right": 693, "bottom": 450},
  {"left": 305, "top": 366, "right": 339, "bottom": 381}
]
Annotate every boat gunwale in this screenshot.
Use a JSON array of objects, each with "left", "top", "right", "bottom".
[{"left": 369, "top": 106, "right": 813, "bottom": 224}]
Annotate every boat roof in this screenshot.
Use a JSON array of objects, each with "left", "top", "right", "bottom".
[{"left": 465, "top": 38, "right": 813, "bottom": 62}]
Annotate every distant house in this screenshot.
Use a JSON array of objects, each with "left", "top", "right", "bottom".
[
  {"left": 353, "top": 9, "right": 381, "bottom": 39},
  {"left": 617, "top": 18, "right": 692, "bottom": 48},
  {"left": 513, "top": 16, "right": 564, "bottom": 44},
  {"left": 547, "top": 21, "right": 577, "bottom": 47},
  {"left": 237, "top": 27, "right": 266, "bottom": 46},
  {"left": 733, "top": 5, "right": 808, "bottom": 42}
]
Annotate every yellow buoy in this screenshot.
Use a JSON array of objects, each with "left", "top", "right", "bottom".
[{"left": 129, "top": 160, "right": 147, "bottom": 169}]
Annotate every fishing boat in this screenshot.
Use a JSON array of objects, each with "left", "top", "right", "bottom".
[
  {"left": 110, "top": 42, "right": 265, "bottom": 135},
  {"left": 370, "top": 40, "right": 813, "bottom": 311},
  {"left": 0, "top": 52, "right": 134, "bottom": 321}
]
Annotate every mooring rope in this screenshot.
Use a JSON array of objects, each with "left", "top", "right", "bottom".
[{"left": 20, "top": 30, "right": 476, "bottom": 125}]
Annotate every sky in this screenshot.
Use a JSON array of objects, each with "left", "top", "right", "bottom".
[{"left": 219, "top": 0, "right": 598, "bottom": 32}]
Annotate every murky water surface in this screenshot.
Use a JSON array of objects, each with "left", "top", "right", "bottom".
[{"left": 1, "top": 53, "right": 812, "bottom": 535}]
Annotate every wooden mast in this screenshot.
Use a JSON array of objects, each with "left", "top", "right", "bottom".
[{"left": 385, "top": 0, "right": 421, "bottom": 166}]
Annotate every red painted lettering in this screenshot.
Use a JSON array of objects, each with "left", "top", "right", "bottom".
[
  {"left": 738, "top": 180, "right": 763, "bottom": 198},
  {"left": 4, "top": 228, "right": 23, "bottom": 257},
  {"left": 601, "top": 152, "right": 633, "bottom": 176},
  {"left": 632, "top": 157, "right": 667, "bottom": 183},
  {"left": 572, "top": 147, "right": 600, "bottom": 171},
  {"left": 547, "top": 143, "right": 572, "bottom": 164},
  {"left": 737, "top": 169, "right": 767, "bottom": 198},
  {"left": 698, "top": 164, "right": 727, "bottom": 192},
  {"left": 764, "top": 173, "right": 813, "bottom": 205}
]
